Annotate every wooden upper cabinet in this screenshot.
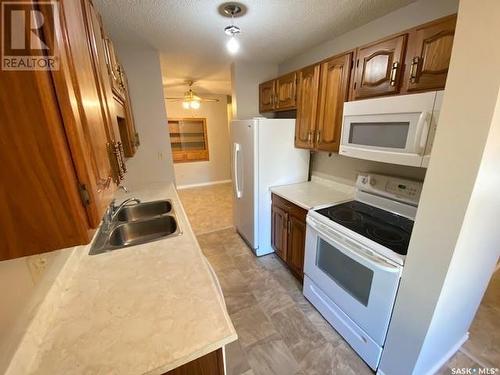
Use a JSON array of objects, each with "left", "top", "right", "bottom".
[
  {"left": 295, "top": 65, "right": 320, "bottom": 149},
  {"left": 51, "top": 0, "right": 117, "bottom": 227},
  {"left": 275, "top": 72, "right": 297, "bottom": 110},
  {"left": 317, "top": 53, "right": 353, "bottom": 152},
  {"left": 259, "top": 80, "right": 275, "bottom": 112},
  {"left": 353, "top": 34, "right": 407, "bottom": 100},
  {"left": 404, "top": 14, "right": 457, "bottom": 92}
]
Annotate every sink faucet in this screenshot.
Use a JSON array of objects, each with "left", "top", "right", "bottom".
[
  {"left": 111, "top": 197, "right": 141, "bottom": 220},
  {"left": 103, "top": 197, "right": 141, "bottom": 230}
]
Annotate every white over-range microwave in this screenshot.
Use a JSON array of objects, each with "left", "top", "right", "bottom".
[{"left": 340, "top": 91, "right": 443, "bottom": 168}]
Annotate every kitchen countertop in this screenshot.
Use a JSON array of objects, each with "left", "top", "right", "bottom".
[
  {"left": 270, "top": 175, "right": 355, "bottom": 210},
  {"left": 7, "top": 183, "right": 237, "bottom": 375}
]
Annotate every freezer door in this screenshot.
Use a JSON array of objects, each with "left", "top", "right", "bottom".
[{"left": 231, "top": 120, "right": 257, "bottom": 249}]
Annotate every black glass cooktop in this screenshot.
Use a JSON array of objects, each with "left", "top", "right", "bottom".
[{"left": 316, "top": 201, "right": 414, "bottom": 255}]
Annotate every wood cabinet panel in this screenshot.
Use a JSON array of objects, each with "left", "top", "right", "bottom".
[
  {"left": 259, "top": 80, "right": 275, "bottom": 112},
  {"left": 0, "top": 67, "right": 91, "bottom": 261},
  {"left": 271, "top": 204, "right": 288, "bottom": 262},
  {"left": 295, "top": 65, "right": 320, "bottom": 149},
  {"left": 352, "top": 34, "right": 407, "bottom": 99},
  {"left": 404, "top": 14, "right": 457, "bottom": 92},
  {"left": 276, "top": 72, "right": 297, "bottom": 110},
  {"left": 287, "top": 214, "right": 307, "bottom": 280},
  {"left": 271, "top": 194, "right": 307, "bottom": 281},
  {"left": 317, "top": 53, "right": 352, "bottom": 152},
  {"left": 49, "top": 0, "right": 116, "bottom": 227},
  {"left": 164, "top": 348, "right": 224, "bottom": 375}
]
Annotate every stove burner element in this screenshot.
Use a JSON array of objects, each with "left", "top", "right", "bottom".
[
  {"left": 368, "top": 227, "right": 405, "bottom": 244},
  {"left": 329, "top": 208, "right": 363, "bottom": 225},
  {"left": 315, "top": 201, "right": 414, "bottom": 256}
]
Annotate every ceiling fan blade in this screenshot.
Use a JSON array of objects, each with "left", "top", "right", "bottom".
[
  {"left": 165, "top": 97, "right": 184, "bottom": 102},
  {"left": 200, "top": 98, "right": 220, "bottom": 102}
]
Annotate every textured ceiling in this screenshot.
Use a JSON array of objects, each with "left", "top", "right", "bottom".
[{"left": 95, "top": 0, "right": 417, "bottom": 95}]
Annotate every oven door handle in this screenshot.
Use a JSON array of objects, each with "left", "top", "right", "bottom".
[{"left": 307, "top": 217, "right": 402, "bottom": 273}]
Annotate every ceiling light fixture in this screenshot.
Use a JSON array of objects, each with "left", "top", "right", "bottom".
[
  {"left": 165, "top": 80, "right": 220, "bottom": 110},
  {"left": 221, "top": 3, "right": 244, "bottom": 55}
]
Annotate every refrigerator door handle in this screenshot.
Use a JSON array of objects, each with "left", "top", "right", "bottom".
[{"left": 233, "top": 142, "right": 242, "bottom": 198}]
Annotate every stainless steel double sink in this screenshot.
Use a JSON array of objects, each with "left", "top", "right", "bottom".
[{"left": 89, "top": 199, "right": 181, "bottom": 255}]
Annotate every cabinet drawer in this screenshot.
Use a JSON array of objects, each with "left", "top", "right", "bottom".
[{"left": 271, "top": 193, "right": 307, "bottom": 220}]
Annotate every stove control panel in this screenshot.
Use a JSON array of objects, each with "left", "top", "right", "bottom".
[{"left": 357, "top": 173, "right": 423, "bottom": 205}]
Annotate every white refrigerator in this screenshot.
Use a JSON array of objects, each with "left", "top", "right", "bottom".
[{"left": 231, "top": 118, "right": 310, "bottom": 256}]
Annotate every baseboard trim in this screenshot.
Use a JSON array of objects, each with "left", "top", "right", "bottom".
[
  {"left": 423, "top": 332, "right": 469, "bottom": 375},
  {"left": 176, "top": 179, "right": 232, "bottom": 190}
]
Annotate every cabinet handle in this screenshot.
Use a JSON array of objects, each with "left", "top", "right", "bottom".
[
  {"left": 316, "top": 129, "right": 321, "bottom": 144},
  {"left": 287, "top": 219, "right": 291, "bottom": 234},
  {"left": 409, "top": 56, "right": 420, "bottom": 83},
  {"left": 307, "top": 131, "right": 312, "bottom": 144},
  {"left": 390, "top": 61, "right": 400, "bottom": 86}
]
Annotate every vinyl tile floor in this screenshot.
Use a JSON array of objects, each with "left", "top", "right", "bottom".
[
  {"left": 182, "top": 184, "right": 499, "bottom": 374},
  {"left": 177, "top": 182, "right": 233, "bottom": 235}
]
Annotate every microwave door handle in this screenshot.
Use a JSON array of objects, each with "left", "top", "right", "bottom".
[
  {"left": 417, "top": 111, "right": 431, "bottom": 154},
  {"left": 308, "top": 219, "right": 401, "bottom": 273}
]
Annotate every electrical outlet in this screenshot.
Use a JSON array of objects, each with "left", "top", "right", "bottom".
[{"left": 26, "top": 254, "right": 49, "bottom": 284}]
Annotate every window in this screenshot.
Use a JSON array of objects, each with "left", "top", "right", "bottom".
[{"left": 168, "top": 118, "right": 209, "bottom": 163}]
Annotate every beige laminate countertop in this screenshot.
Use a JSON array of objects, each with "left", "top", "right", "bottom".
[
  {"left": 270, "top": 176, "right": 355, "bottom": 210},
  {"left": 8, "top": 183, "right": 236, "bottom": 375}
]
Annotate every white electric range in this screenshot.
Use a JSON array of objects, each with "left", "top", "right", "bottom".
[{"left": 303, "top": 173, "right": 423, "bottom": 370}]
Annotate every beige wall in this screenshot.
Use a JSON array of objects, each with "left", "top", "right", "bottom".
[
  {"left": 0, "top": 249, "right": 73, "bottom": 373},
  {"left": 278, "top": 0, "right": 459, "bottom": 185},
  {"left": 114, "top": 43, "right": 176, "bottom": 189},
  {"left": 165, "top": 94, "right": 231, "bottom": 188},
  {"left": 380, "top": 1, "right": 500, "bottom": 373},
  {"left": 231, "top": 62, "right": 278, "bottom": 120}
]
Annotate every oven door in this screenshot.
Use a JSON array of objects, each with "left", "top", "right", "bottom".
[{"left": 304, "top": 216, "right": 402, "bottom": 345}]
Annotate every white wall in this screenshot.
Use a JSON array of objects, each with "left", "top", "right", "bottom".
[
  {"left": 165, "top": 94, "right": 231, "bottom": 188},
  {"left": 278, "top": 0, "right": 459, "bottom": 75},
  {"left": 277, "top": 0, "right": 459, "bottom": 185},
  {"left": 379, "top": 1, "right": 500, "bottom": 373},
  {"left": 231, "top": 62, "right": 278, "bottom": 120},
  {"left": 114, "top": 43, "right": 175, "bottom": 189}
]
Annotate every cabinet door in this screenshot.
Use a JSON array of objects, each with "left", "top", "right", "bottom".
[
  {"left": 49, "top": 0, "right": 116, "bottom": 227},
  {"left": 287, "top": 214, "right": 307, "bottom": 280},
  {"left": 405, "top": 15, "right": 457, "bottom": 92},
  {"left": 353, "top": 34, "right": 407, "bottom": 99},
  {"left": 317, "top": 53, "right": 353, "bottom": 152},
  {"left": 295, "top": 65, "right": 320, "bottom": 149},
  {"left": 259, "top": 80, "right": 275, "bottom": 112},
  {"left": 275, "top": 72, "right": 297, "bottom": 110},
  {"left": 271, "top": 204, "right": 288, "bottom": 262}
]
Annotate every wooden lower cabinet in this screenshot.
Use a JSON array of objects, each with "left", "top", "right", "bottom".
[
  {"left": 271, "top": 204, "right": 288, "bottom": 261},
  {"left": 164, "top": 348, "right": 224, "bottom": 375},
  {"left": 271, "top": 194, "right": 307, "bottom": 281}
]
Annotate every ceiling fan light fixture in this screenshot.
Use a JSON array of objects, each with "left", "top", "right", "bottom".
[{"left": 190, "top": 100, "right": 201, "bottom": 109}]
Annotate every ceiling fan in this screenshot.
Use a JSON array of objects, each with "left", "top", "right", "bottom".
[{"left": 165, "top": 80, "right": 219, "bottom": 109}]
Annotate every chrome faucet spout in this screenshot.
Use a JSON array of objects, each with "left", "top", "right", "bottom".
[{"left": 111, "top": 198, "right": 141, "bottom": 221}]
